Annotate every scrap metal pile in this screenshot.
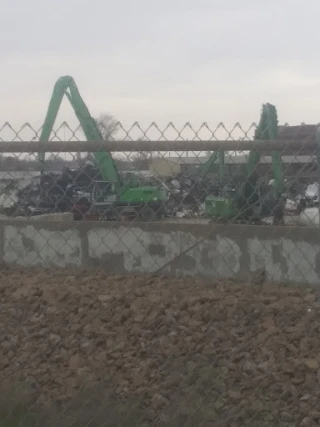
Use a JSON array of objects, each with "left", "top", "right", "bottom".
[
  {"left": 1, "top": 165, "right": 102, "bottom": 218},
  {"left": 0, "top": 163, "right": 312, "bottom": 224},
  {"left": 0, "top": 165, "right": 224, "bottom": 219}
]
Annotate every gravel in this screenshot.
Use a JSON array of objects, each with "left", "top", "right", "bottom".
[{"left": 1, "top": 268, "right": 320, "bottom": 426}]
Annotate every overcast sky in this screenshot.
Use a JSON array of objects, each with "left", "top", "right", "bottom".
[{"left": 1, "top": 0, "right": 320, "bottom": 133}]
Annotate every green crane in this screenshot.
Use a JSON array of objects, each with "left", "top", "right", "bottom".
[
  {"left": 245, "top": 103, "right": 283, "bottom": 196},
  {"left": 39, "top": 76, "right": 121, "bottom": 186},
  {"left": 205, "top": 103, "right": 284, "bottom": 222},
  {"left": 38, "top": 76, "right": 167, "bottom": 220}
]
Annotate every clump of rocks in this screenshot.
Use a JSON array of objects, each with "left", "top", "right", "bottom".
[{"left": 1, "top": 268, "right": 320, "bottom": 426}]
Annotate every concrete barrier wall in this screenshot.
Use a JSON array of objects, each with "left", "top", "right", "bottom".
[{"left": 2, "top": 220, "right": 320, "bottom": 286}]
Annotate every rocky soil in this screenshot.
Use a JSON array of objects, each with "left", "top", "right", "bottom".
[{"left": 1, "top": 268, "right": 320, "bottom": 426}]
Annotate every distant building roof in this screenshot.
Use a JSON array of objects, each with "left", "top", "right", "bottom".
[
  {"left": 151, "top": 125, "right": 319, "bottom": 167},
  {"left": 278, "top": 125, "right": 319, "bottom": 141},
  {"left": 166, "top": 154, "right": 316, "bottom": 166}
]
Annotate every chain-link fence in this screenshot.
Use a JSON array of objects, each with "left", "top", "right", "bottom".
[
  {"left": 0, "top": 121, "right": 318, "bottom": 224},
  {"left": 1, "top": 122, "right": 320, "bottom": 426}
]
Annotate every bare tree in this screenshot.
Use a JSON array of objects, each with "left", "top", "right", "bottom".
[
  {"left": 130, "top": 135, "right": 159, "bottom": 170},
  {"left": 95, "top": 114, "right": 119, "bottom": 140},
  {"left": 131, "top": 151, "right": 152, "bottom": 170}
]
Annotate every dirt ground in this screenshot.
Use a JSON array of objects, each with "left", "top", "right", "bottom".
[{"left": 0, "top": 268, "right": 320, "bottom": 426}]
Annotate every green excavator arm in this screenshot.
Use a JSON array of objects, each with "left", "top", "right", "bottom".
[
  {"left": 198, "top": 151, "right": 219, "bottom": 178},
  {"left": 245, "top": 103, "right": 284, "bottom": 195},
  {"left": 238, "top": 103, "right": 284, "bottom": 219},
  {"left": 205, "top": 103, "right": 284, "bottom": 220},
  {"left": 198, "top": 149, "right": 225, "bottom": 181},
  {"left": 38, "top": 76, "right": 121, "bottom": 189}
]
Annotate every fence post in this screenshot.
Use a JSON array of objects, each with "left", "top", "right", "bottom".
[{"left": 316, "top": 128, "right": 320, "bottom": 227}]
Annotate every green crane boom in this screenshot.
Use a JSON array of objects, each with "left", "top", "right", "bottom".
[
  {"left": 205, "top": 103, "right": 284, "bottom": 221},
  {"left": 38, "top": 76, "right": 167, "bottom": 220},
  {"left": 246, "top": 103, "right": 284, "bottom": 195},
  {"left": 239, "top": 103, "right": 283, "bottom": 208},
  {"left": 38, "top": 75, "right": 121, "bottom": 189}
]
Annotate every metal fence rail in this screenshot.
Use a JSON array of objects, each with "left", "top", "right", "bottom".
[
  {"left": 0, "top": 138, "right": 316, "bottom": 153},
  {"left": 1, "top": 121, "right": 320, "bottom": 426}
]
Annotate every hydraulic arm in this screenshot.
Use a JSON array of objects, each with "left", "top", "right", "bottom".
[
  {"left": 38, "top": 76, "right": 167, "bottom": 221},
  {"left": 205, "top": 103, "right": 284, "bottom": 221},
  {"left": 245, "top": 103, "right": 284, "bottom": 196},
  {"left": 239, "top": 103, "right": 284, "bottom": 219},
  {"left": 38, "top": 76, "right": 121, "bottom": 190}
]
